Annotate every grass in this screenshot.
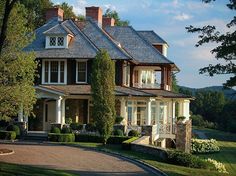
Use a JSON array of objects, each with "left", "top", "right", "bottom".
[
  {"left": 0, "top": 162, "right": 78, "bottom": 176},
  {"left": 193, "top": 128, "right": 236, "bottom": 175}
]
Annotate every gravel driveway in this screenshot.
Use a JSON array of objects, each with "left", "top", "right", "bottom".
[{"left": 0, "top": 143, "right": 155, "bottom": 176}]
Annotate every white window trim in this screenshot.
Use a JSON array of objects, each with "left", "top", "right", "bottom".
[
  {"left": 46, "top": 35, "right": 67, "bottom": 49},
  {"left": 76, "top": 60, "right": 87, "bottom": 84},
  {"left": 42, "top": 59, "right": 67, "bottom": 85}
]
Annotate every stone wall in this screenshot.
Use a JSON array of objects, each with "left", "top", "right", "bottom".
[{"left": 176, "top": 120, "right": 192, "bottom": 153}]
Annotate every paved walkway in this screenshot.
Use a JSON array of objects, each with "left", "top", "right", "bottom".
[{"left": 0, "top": 143, "right": 156, "bottom": 176}]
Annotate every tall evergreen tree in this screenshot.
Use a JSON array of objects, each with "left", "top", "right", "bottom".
[{"left": 91, "top": 50, "right": 116, "bottom": 144}]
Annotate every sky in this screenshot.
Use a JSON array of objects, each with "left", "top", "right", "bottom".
[{"left": 52, "top": 0, "right": 234, "bottom": 88}]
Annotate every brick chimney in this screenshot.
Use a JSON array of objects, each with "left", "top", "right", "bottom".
[
  {"left": 46, "top": 7, "right": 64, "bottom": 22},
  {"left": 102, "top": 17, "right": 115, "bottom": 28},
  {"left": 86, "top": 7, "right": 103, "bottom": 25}
]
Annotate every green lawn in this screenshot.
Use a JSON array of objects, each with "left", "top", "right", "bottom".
[
  {"left": 0, "top": 162, "right": 78, "bottom": 176},
  {"left": 193, "top": 128, "right": 236, "bottom": 175}
]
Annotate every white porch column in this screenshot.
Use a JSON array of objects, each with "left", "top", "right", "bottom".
[
  {"left": 61, "top": 98, "right": 65, "bottom": 125},
  {"left": 120, "top": 98, "right": 127, "bottom": 125},
  {"left": 172, "top": 101, "right": 176, "bottom": 123},
  {"left": 18, "top": 104, "right": 24, "bottom": 122},
  {"left": 178, "top": 100, "right": 190, "bottom": 121},
  {"left": 138, "top": 69, "right": 142, "bottom": 86},
  {"left": 56, "top": 97, "right": 62, "bottom": 124},
  {"left": 146, "top": 99, "right": 152, "bottom": 125}
]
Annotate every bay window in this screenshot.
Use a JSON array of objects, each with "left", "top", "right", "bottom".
[{"left": 42, "top": 60, "right": 67, "bottom": 84}]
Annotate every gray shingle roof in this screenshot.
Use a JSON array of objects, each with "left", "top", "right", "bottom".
[
  {"left": 43, "top": 23, "right": 73, "bottom": 35},
  {"left": 24, "top": 19, "right": 98, "bottom": 58},
  {"left": 138, "top": 31, "right": 168, "bottom": 45},
  {"left": 79, "top": 18, "right": 131, "bottom": 60},
  {"left": 142, "top": 89, "right": 193, "bottom": 99},
  {"left": 105, "top": 26, "right": 173, "bottom": 64}
]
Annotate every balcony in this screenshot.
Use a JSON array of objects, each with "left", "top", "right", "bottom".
[{"left": 133, "top": 82, "right": 160, "bottom": 89}]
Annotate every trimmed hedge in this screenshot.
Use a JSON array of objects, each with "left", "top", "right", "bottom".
[
  {"left": 113, "top": 129, "right": 124, "bottom": 136},
  {"left": 166, "top": 150, "right": 208, "bottom": 169},
  {"left": 6, "top": 125, "right": 20, "bottom": 136},
  {"left": 128, "top": 130, "right": 139, "bottom": 137},
  {"left": 85, "top": 123, "right": 96, "bottom": 132},
  {"left": 48, "top": 133, "right": 75, "bottom": 142},
  {"left": 0, "top": 131, "right": 16, "bottom": 140},
  {"left": 70, "top": 123, "right": 83, "bottom": 131},
  {"left": 107, "top": 136, "right": 131, "bottom": 144},
  {"left": 122, "top": 137, "right": 139, "bottom": 150},
  {"left": 75, "top": 134, "right": 104, "bottom": 143},
  {"left": 61, "top": 126, "right": 72, "bottom": 134},
  {"left": 50, "top": 126, "right": 61, "bottom": 134},
  {"left": 191, "top": 139, "right": 220, "bottom": 154}
]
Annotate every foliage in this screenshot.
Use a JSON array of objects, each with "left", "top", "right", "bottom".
[
  {"left": 172, "top": 74, "right": 179, "bottom": 93},
  {"left": 113, "top": 129, "right": 124, "bottom": 136},
  {"left": 191, "top": 139, "right": 220, "bottom": 154},
  {"left": 206, "top": 158, "right": 228, "bottom": 174},
  {"left": 0, "top": 2, "right": 37, "bottom": 120},
  {"left": 166, "top": 150, "right": 208, "bottom": 169},
  {"left": 70, "top": 123, "right": 83, "bottom": 131},
  {"left": 107, "top": 136, "right": 131, "bottom": 144},
  {"left": 91, "top": 50, "right": 116, "bottom": 143},
  {"left": 65, "top": 118, "right": 72, "bottom": 125},
  {"left": 0, "top": 120, "right": 9, "bottom": 128},
  {"left": 48, "top": 133, "right": 75, "bottom": 142},
  {"left": 104, "top": 8, "right": 129, "bottom": 26},
  {"left": 122, "top": 137, "right": 139, "bottom": 150},
  {"left": 177, "top": 116, "right": 186, "bottom": 122},
  {"left": 75, "top": 134, "right": 104, "bottom": 143},
  {"left": 191, "top": 114, "right": 205, "bottom": 127},
  {"left": 186, "top": 0, "right": 236, "bottom": 88},
  {"left": 50, "top": 126, "right": 61, "bottom": 134},
  {"left": 0, "top": 130, "right": 16, "bottom": 140},
  {"left": 115, "top": 116, "right": 124, "bottom": 124},
  {"left": 85, "top": 123, "right": 96, "bottom": 132},
  {"left": 61, "top": 126, "right": 72, "bottom": 134},
  {"left": 6, "top": 124, "right": 20, "bottom": 136},
  {"left": 128, "top": 130, "right": 140, "bottom": 137},
  {"left": 58, "top": 2, "right": 76, "bottom": 19}
]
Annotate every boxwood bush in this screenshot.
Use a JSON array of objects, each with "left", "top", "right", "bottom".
[
  {"left": 50, "top": 126, "right": 61, "bottom": 134},
  {"left": 166, "top": 150, "right": 208, "bottom": 168},
  {"left": 61, "top": 126, "right": 72, "bottom": 134},
  {"left": 128, "top": 130, "right": 139, "bottom": 137},
  {"left": 191, "top": 139, "right": 220, "bottom": 154},
  {"left": 6, "top": 125, "right": 20, "bottom": 136},
  {"left": 70, "top": 123, "right": 83, "bottom": 131},
  {"left": 48, "top": 133, "right": 75, "bottom": 142},
  {"left": 122, "top": 137, "right": 139, "bottom": 150},
  {"left": 107, "top": 136, "right": 131, "bottom": 144},
  {"left": 113, "top": 129, "right": 124, "bottom": 136},
  {"left": 75, "top": 134, "right": 104, "bottom": 143},
  {"left": 0, "top": 131, "right": 16, "bottom": 140}
]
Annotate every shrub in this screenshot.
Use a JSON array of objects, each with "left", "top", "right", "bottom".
[
  {"left": 206, "top": 158, "right": 228, "bottom": 174},
  {"left": 75, "top": 134, "right": 104, "bottom": 143},
  {"left": 113, "top": 129, "right": 124, "bottom": 136},
  {"left": 177, "top": 116, "right": 186, "bottom": 122},
  {"left": 6, "top": 125, "right": 20, "bottom": 136},
  {"left": 65, "top": 118, "right": 73, "bottom": 125},
  {"left": 191, "top": 114, "right": 205, "bottom": 127},
  {"left": 115, "top": 116, "right": 124, "bottom": 124},
  {"left": 48, "top": 133, "right": 75, "bottom": 142},
  {"left": 122, "top": 137, "right": 139, "bottom": 150},
  {"left": 85, "top": 123, "right": 96, "bottom": 132},
  {"left": 61, "top": 126, "right": 72, "bottom": 134},
  {"left": 107, "top": 136, "right": 131, "bottom": 144},
  {"left": 50, "top": 126, "right": 61, "bottom": 134},
  {"left": 0, "top": 120, "right": 9, "bottom": 128},
  {"left": 166, "top": 150, "right": 208, "bottom": 168},
  {"left": 0, "top": 131, "right": 16, "bottom": 140},
  {"left": 204, "top": 121, "right": 217, "bottom": 129},
  {"left": 70, "top": 123, "right": 83, "bottom": 131},
  {"left": 191, "top": 139, "right": 220, "bottom": 154},
  {"left": 128, "top": 130, "right": 139, "bottom": 137}
]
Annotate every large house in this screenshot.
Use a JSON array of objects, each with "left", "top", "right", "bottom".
[{"left": 21, "top": 7, "right": 192, "bottom": 147}]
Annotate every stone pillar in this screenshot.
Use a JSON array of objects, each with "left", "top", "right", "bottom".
[
  {"left": 18, "top": 104, "right": 24, "bottom": 122},
  {"left": 176, "top": 120, "right": 192, "bottom": 153},
  {"left": 61, "top": 98, "right": 65, "bottom": 125},
  {"left": 56, "top": 97, "right": 62, "bottom": 124},
  {"left": 146, "top": 99, "right": 151, "bottom": 125}
]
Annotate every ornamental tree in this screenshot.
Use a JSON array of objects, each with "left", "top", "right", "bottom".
[{"left": 91, "top": 50, "right": 116, "bottom": 144}]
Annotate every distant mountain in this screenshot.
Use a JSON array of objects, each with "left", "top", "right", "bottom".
[{"left": 179, "top": 86, "right": 236, "bottom": 100}]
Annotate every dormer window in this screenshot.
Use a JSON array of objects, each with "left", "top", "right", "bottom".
[
  {"left": 47, "top": 36, "right": 65, "bottom": 48},
  {"left": 57, "top": 37, "right": 64, "bottom": 46},
  {"left": 49, "top": 37, "right": 56, "bottom": 46}
]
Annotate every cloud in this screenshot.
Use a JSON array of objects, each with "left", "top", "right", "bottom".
[
  {"left": 173, "top": 13, "right": 192, "bottom": 21},
  {"left": 74, "top": 0, "right": 88, "bottom": 15},
  {"left": 103, "top": 4, "right": 117, "bottom": 11}
]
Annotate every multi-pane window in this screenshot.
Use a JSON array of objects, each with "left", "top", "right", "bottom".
[
  {"left": 76, "top": 61, "right": 87, "bottom": 83},
  {"left": 43, "top": 60, "right": 66, "bottom": 84},
  {"left": 49, "top": 37, "right": 56, "bottom": 46},
  {"left": 49, "top": 36, "right": 64, "bottom": 47},
  {"left": 57, "top": 37, "right": 64, "bottom": 46}
]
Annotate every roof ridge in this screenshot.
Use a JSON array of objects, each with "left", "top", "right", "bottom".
[
  {"left": 87, "top": 19, "right": 132, "bottom": 60},
  {"left": 43, "top": 23, "right": 69, "bottom": 35},
  {"left": 131, "top": 27, "right": 174, "bottom": 64}
]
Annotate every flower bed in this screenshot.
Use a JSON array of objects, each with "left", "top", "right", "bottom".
[
  {"left": 206, "top": 158, "right": 228, "bottom": 174},
  {"left": 191, "top": 139, "right": 220, "bottom": 154}
]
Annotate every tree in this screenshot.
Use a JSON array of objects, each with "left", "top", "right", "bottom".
[
  {"left": 0, "top": 2, "right": 37, "bottom": 120},
  {"left": 91, "top": 50, "right": 116, "bottom": 144},
  {"left": 186, "top": 0, "right": 236, "bottom": 88},
  {"left": 172, "top": 74, "right": 179, "bottom": 93},
  {"left": 104, "top": 9, "right": 129, "bottom": 26},
  {"left": 58, "top": 2, "right": 76, "bottom": 19}
]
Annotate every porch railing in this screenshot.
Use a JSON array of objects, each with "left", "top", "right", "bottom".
[{"left": 157, "top": 123, "right": 176, "bottom": 135}]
